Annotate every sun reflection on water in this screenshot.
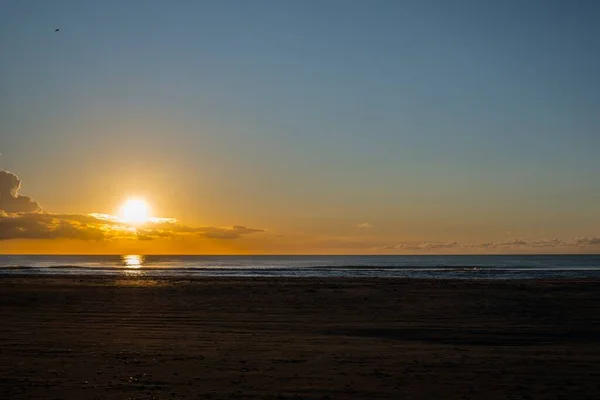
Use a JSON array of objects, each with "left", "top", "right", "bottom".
[{"left": 122, "top": 255, "right": 144, "bottom": 268}]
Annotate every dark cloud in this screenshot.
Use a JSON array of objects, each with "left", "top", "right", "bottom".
[
  {"left": 0, "top": 212, "right": 105, "bottom": 240},
  {"left": 0, "top": 171, "right": 41, "bottom": 213}
]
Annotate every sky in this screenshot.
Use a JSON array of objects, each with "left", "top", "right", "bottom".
[{"left": 0, "top": 0, "right": 599, "bottom": 254}]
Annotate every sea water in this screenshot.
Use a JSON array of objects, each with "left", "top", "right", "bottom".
[{"left": 1, "top": 254, "right": 600, "bottom": 279}]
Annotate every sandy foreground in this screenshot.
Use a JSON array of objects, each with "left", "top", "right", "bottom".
[{"left": 1, "top": 276, "right": 599, "bottom": 399}]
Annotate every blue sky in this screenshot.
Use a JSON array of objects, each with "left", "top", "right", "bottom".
[{"left": 0, "top": 0, "right": 599, "bottom": 252}]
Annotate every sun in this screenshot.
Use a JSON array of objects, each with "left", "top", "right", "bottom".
[{"left": 120, "top": 198, "right": 150, "bottom": 224}]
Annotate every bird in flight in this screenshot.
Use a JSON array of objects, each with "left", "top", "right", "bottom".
[{"left": 54, "top": 28, "right": 60, "bottom": 32}]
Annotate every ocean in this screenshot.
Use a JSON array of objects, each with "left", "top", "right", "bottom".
[{"left": 1, "top": 254, "right": 600, "bottom": 279}]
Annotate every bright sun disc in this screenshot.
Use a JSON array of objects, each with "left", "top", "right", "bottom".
[{"left": 120, "top": 198, "right": 150, "bottom": 224}]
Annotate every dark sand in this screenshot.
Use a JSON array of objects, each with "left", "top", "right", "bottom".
[{"left": 1, "top": 276, "right": 600, "bottom": 399}]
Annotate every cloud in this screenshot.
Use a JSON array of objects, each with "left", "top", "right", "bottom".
[
  {"left": 573, "top": 237, "right": 600, "bottom": 246},
  {"left": 381, "top": 241, "right": 461, "bottom": 250},
  {"left": 380, "top": 237, "right": 599, "bottom": 251},
  {"left": 356, "top": 222, "right": 373, "bottom": 229},
  {"left": 476, "top": 238, "right": 565, "bottom": 249},
  {"left": 0, "top": 212, "right": 264, "bottom": 241},
  {"left": 0, "top": 171, "right": 41, "bottom": 213},
  {"left": 203, "top": 225, "right": 264, "bottom": 239},
  {"left": 133, "top": 222, "right": 264, "bottom": 241},
  {"left": 0, "top": 170, "right": 264, "bottom": 242},
  {"left": 0, "top": 212, "right": 106, "bottom": 240}
]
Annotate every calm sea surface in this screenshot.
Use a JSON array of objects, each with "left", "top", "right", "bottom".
[{"left": 1, "top": 255, "right": 600, "bottom": 279}]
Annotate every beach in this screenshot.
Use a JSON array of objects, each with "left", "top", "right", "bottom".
[{"left": 1, "top": 276, "right": 599, "bottom": 399}]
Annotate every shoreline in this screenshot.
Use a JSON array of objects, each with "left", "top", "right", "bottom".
[{"left": 2, "top": 276, "right": 600, "bottom": 399}]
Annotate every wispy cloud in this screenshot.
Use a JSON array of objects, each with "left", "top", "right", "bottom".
[
  {"left": 477, "top": 238, "right": 566, "bottom": 249},
  {"left": 380, "top": 237, "right": 600, "bottom": 251},
  {"left": 573, "top": 237, "right": 600, "bottom": 247},
  {"left": 356, "top": 222, "right": 373, "bottom": 229},
  {"left": 380, "top": 241, "right": 462, "bottom": 251}
]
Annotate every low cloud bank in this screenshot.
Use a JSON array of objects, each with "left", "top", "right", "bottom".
[
  {"left": 0, "top": 171, "right": 263, "bottom": 241},
  {"left": 380, "top": 237, "right": 600, "bottom": 251}
]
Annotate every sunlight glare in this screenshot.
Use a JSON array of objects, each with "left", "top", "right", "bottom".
[
  {"left": 120, "top": 198, "right": 150, "bottom": 224},
  {"left": 123, "top": 254, "right": 144, "bottom": 268}
]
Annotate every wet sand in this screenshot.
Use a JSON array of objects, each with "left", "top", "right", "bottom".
[{"left": 1, "top": 276, "right": 599, "bottom": 399}]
